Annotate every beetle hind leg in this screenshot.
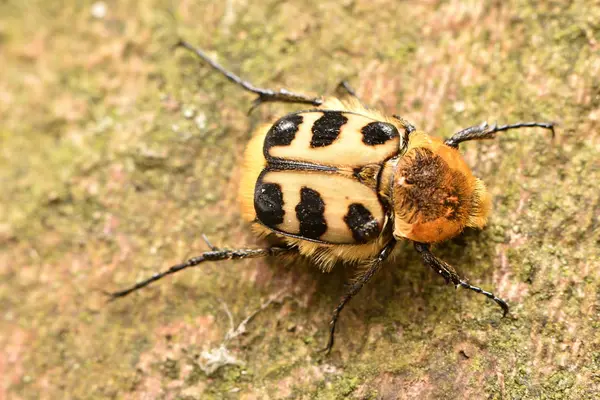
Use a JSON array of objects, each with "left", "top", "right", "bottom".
[
  {"left": 106, "top": 245, "right": 294, "bottom": 300},
  {"left": 176, "top": 40, "right": 323, "bottom": 113},
  {"left": 413, "top": 242, "right": 509, "bottom": 316},
  {"left": 320, "top": 240, "right": 397, "bottom": 354}
]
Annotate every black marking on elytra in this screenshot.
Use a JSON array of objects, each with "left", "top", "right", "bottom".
[
  {"left": 310, "top": 111, "right": 348, "bottom": 148},
  {"left": 254, "top": 181, "right": 285, "bottom": 227},
  {"left": 264, "top": 114, "right": 303, "bottom": 155},
  {"left": 361, "top": 121, "right": 399, "bottom": 146},
  {"left": 296, "top": 187, "right": 327, "bottom": 239},
  {"left": 344, "top": 203, "right": 380, "bottom": 243}
]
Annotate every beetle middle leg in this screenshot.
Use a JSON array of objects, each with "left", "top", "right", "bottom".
[
  {"left": 335, "top": 80, "right": 361, "bottom": 100},
  {"left": 106, "top": 245, "right": 294, "bottom": 300},
  {"left": 413, "top": 242, "right": 509, "bottom": 316},
  {"left": 444, "top": 121, "right": 555, "bottom": 148},
  {"left": 321, "top": 240, "right": 397, "bottom": 354},
  {"left": 176, "top": 40, "right": 323, "bottom": 113}
]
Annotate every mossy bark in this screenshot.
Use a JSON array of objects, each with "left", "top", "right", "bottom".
[{"left": 1, "top": 1, "right": 598, "bottom": 399}]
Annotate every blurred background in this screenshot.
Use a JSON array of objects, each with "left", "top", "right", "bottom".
[{"left": 1, "top": 1, "right": 598, "bottom": 398}]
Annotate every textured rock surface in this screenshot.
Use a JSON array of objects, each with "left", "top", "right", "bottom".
[{"left": 1, "top": 1, "right": 598, "bottom": 398}]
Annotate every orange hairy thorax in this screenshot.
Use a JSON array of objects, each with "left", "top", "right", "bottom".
[{"left": 391, "top": 132, "right": 492, "bottom": 243}]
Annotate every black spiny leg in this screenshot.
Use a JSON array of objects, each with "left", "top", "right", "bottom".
[
  {"left": 176, "top": 40, "right": 323, "bottom": 113},
  {"left": 413, "top": 242, "right": 509, "bottom": 316},
  {"left": 444, "top": 121, "right": 555, "bottom": 148},
  {"left": 106, "top": 246, "right": 293, "bottom": 300},
  {"left": 336, "top": 80, "right": 360, "bottom": 100},
  {"left": 335, "top": 80, "right": 370, "bottom": 110},
  {"left": 321, "top": 240, "right": 397, "bottom": 354}
]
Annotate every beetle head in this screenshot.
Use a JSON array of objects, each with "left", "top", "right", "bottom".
[{"left": 391, "top": 132, "right": 491, "bottom": 243}]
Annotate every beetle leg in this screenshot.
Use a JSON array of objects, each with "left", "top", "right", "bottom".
[
  {"left": 392, "top": 115, "right": 416, "bottom": 147},
  {"left": 176, "top": 40, "right": 323, "bottom": 113},
  {"left": 444, "top": 121, "right": 555, "bottom": 148},
  {"left": 105, "top": 246, "right": 294, "bottom": 300},
  {"left": 413, "top": 242, "right": 509, "bottom": 316},
  {"left": 335, "top": 80, "right": 361, "bottom": 100},
  {"left": 320, "top": 240, "right": 397, "bottom": 354},
  {"left": 201, "top": 233, "right": 219, "bottom": 251}
]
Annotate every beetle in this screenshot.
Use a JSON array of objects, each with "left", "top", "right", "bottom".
[{"left": 108, "top": 40, "right": 554, "bottom": 354}]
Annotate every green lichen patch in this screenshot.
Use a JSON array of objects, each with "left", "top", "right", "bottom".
[{"left": 1, "top": 0, "right": 599, "bottom": 399}]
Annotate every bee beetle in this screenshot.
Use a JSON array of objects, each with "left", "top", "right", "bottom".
[{"left": 108, "top": 40, "right": 555, "bottom": 354}]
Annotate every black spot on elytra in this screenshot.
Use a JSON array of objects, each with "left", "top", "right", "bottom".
[
  {"left": 295, "top": 187, "right": 327, "bottom": 239},
  {"left": 344, "top": 203, "right": 380, "bottom": 243},
  {"left": 361, "top": 121, "right": 399, "bottom": 145},
  {"left": 254, "top": 182, "right": 285, "bottom": 227},
  {"left": 264, "top": 114, "right": 303, "bottom": 154},
  {"left": 310, "top": 111, "right": 348, "bottom": 147}
]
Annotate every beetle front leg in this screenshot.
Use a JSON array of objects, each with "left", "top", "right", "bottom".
[
  {"left": 444, "top": 121, "right": 555, "bottom": 148},
  {"left": 413, "top": 242, "right": 509, "bottom": 316},
  {"left": 176, "top": 40, "right": 323, "bottom": 113},
  {"left": 320, "top": 240, "right": 397, "bottom": 354}
]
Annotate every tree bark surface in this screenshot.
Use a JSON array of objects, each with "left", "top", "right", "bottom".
[{"left": 1, "top": 1, "right": 598, "bottom": 399}]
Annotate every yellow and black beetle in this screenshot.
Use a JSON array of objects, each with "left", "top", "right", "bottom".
[{"left": 109, "top": 40, "right": 554, "bottom": 353}]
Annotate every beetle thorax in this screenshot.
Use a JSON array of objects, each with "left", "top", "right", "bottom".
[{"left": 388, "top": 132, "right": 492, "bottom": 243}]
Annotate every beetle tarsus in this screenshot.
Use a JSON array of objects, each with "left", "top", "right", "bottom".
[
  {"left": 457, "top": 279, "right": 510, "bottom": 317},
  {"left": 413, "top": 242, "right": 509, "bottom": 316},
  {"left": 247, "top": 89, "right": 323, "bottom": 114},
  {"left": 445, "top": 121, "right": 555, "bottom": 148}
]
